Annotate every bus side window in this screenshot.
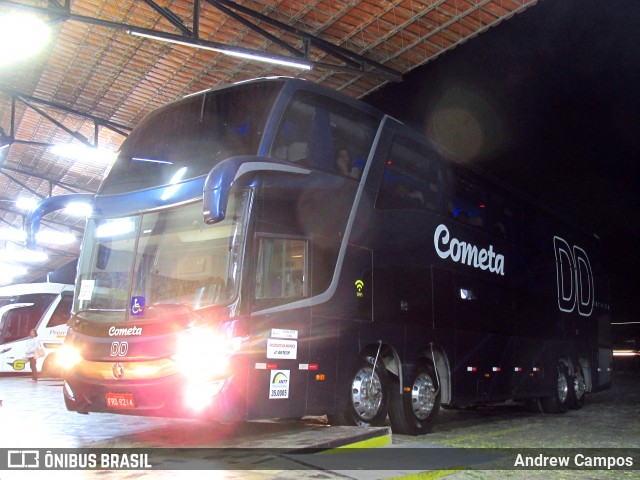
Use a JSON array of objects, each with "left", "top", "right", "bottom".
[
  {"left": 255, "top": 237, "right": 308, "bottom": 302},
  {"left": 375, "top": 134, "right": 442, "bottom": 211},
  {"left": 273, "top": 91, "right": 378, "bottom": 174},
  {"left": 1, "top": 306, "right": 40, "bottom": 343},
  {"left": 46, "top": 294, "right": 73, "bottom": 328},
  {"left": 447, "top": 169, "right": 487, "bottom": 228}
]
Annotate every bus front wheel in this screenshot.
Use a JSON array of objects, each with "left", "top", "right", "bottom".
[
  {"left": 389, "top": 363, "right": 441, "bottom": 435},
  {"left": 331, "top": 356, "right": 389, "bottom": 427}
]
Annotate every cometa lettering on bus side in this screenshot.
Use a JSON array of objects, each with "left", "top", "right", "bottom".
[
  {"left": 108, "top": 326, "right": 143, "bottom": 337},
  {"left": 434, "top": 224, "right": 505, "bottom": 276}
]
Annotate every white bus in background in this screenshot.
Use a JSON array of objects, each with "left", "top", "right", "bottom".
[{"left": 0, "top": 283, "right": 74, "bottom": 377}]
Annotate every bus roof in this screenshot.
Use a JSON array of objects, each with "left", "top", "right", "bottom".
[
  {"left": 179, "top": 76, "right": 384, "bottom": 119},
  {"left": 0, "top": 283, "right": 73, "bottom": 297}
]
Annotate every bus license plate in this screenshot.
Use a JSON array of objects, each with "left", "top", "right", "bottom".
[{"left": 105, "top": 393, "right": 135, "bottom": 409}]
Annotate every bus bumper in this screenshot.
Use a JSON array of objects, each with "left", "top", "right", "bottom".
[{"left": 62, "top": 370, "right": 244, "bottom": 421}]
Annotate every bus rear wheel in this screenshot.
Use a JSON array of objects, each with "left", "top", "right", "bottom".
[
  {"left": 331, "top": 356, "right": 389, "bottom": 427},
  {"left": 568, "top": 365, "right": 586, "bottom": 409},
  {"left": 541, "top": 364, "right": 569, "bottom": 414},
  {"left": 389, "top": 363, "right": 441, "bottom": 435}
]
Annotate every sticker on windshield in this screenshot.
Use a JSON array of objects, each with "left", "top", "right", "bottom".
[
  {"left": 130, "top": 296, "right": 145, "bottom": 316},
  {"left": 78, "top": 280, "right": 95, "bottom": 301}
]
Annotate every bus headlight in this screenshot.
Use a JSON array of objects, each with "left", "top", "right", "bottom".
[
  {"left": 184, "top": 380, "right": 226, "bottom": 411},
  {"left": 172, "top": 327, "right": 241, "bottom": 380},
  {"left": 57, "top": 344, "right": 82, "bottom": 369}
]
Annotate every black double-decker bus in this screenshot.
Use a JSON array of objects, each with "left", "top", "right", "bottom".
[{"left": 29, "top": 78, "right": 612, "bottom": 434}]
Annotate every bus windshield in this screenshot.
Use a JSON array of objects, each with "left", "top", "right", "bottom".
[
  {"left": 74, "top": 191, "right": 251, "bottom": 323},
  {"left": 100, "top": 80, "right": 284, "bottom": 195}
]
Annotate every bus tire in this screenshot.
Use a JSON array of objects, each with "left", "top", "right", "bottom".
[
  {"left": 567, "top": 364, "right": 586, "bottom": 409},
  {"left": 541, "top": 364, "right": 569, "bottom": 414},
  {"left": 388, "top": 363, "right": 440, "bottom": 435},
  {"left": 332, "top": 356, "right": 389, "bottom": 427}
]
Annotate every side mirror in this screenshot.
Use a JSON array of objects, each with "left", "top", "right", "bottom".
[
  {"left": 203, "top": 156, "right": 309, "bottom": 224},
  {"left": 25, "top": 193, "right": 94, "bottom": 249}
]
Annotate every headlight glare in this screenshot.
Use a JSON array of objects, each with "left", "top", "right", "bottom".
[{"left": 57, "top": 344, "right": 82, "bottom": 369}]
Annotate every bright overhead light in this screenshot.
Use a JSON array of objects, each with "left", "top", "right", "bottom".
[
  {"left": 64, "top": 202, "right": 93, "bottom": 217},
  {"left": 36, "top": 230, "right": 76, "bottom": 245},
  {"left": 15, "top": 197, "right": 39, "bottom": 211},
  {"left": 128, "top": 31, "right": 312, "bottom": 70},
  {"left": 96, "top": 218, "right": 135, "bottom": 239},
  {"left": 0, "top": 247, "right": 48, "bottom": 264},
  {"left": 0, "top": 13, "right": 50, "bottom": 67},
  {"left": 221, "top": 49, "right": 312, "bottom": 70},
  {"left": 50, "top": 143, "right": 117, "bottom": 164},
  {"left": 0, "top": 227, "right": 26, "bottom": 243},
  {"left": 132, "top": 157, "right": 173, "bottom": 165},
  {"left": 0, "top": 263, "right": 27, "bottom": 278},
  {"left": 0, "top": 262, "right": 27, "bottom": 285}
]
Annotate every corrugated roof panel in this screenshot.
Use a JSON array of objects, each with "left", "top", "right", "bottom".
[{"left": 0, "top": 0, "right": 538, "bottom": 282}]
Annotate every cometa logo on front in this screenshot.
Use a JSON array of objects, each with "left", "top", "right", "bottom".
[
  {"left": 108, "top": 326, "right": 143, "bottom": 336},
  {"left": 434, "top": 224, "right": 505, "bottom": 276}
]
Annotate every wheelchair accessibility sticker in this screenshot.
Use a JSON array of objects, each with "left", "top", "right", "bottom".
[{"left": 130, "top": 296, "right": 145, "bottom": 316}]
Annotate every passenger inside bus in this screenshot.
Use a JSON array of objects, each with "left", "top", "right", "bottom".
[
  {"left": 273, "top": 91, "right": 377, "bottom": 177},
  {"left": 335, "top": 147, "right": 361, "bottom": 179}
]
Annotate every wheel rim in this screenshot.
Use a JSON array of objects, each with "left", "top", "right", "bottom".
[
  {"left": 557, "top": 370, "right": 569, "bottom": 404},
  {"left": 411, "top": 372, "right": 436, "bottom": 420},
  {"left": 351, "top": 366, "right": 383, "bottom": 421},
  {"left": 573, "top": 370, "right": 586, "bottom": 400}
]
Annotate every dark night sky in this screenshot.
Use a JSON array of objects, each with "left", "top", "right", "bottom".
[{"left": 366, "top": 0, "right": 640, "bottom": 324}]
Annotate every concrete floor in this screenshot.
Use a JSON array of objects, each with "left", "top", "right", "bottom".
[{"left": 0, "top": 370, "right": 638, "bottom": 480}]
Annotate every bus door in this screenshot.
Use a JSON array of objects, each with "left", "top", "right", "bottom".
[
  {"left": 0, "top": 303, "right": 37, "bottom": 373},
  {"left": 38, "top": 291, "right": 73, "bottom": 363},
  {"left": 247, "top": 235, "right": 311, "bottom": 420}
]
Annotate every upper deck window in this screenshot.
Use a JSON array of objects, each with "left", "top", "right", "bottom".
[
  {"left": 447, "top": 169, "right": 488, "bottom": 227},
  {"left": 376, "top": 135, "right": 443, "bottom": 211},
  {"left": 446, "top": 165, "right": 528, "bottom": 242},
  {"left": 272, "top": 90, "right": 379, "bottom": 177},
  {"left": 100, "top": 80, "right": 284, "bottom": 195}
]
